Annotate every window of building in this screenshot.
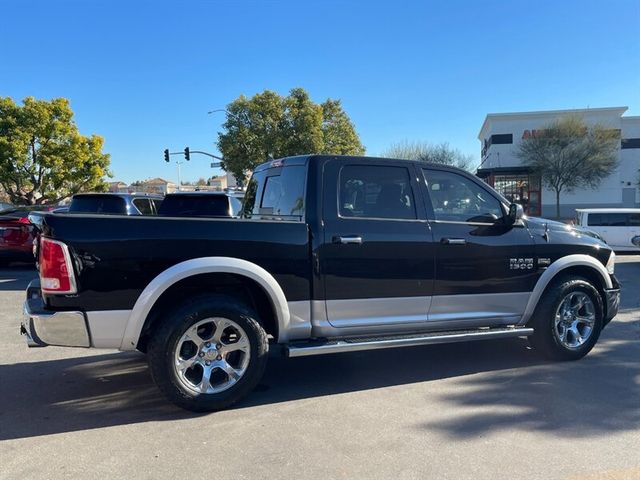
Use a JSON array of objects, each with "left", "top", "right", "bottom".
[
  {"left": 482, "top": 134, "right": 513, "bottom": 157},
  {"left": 484, "top": 173, "right": 541, "bottom": 216},
  {"left": 490, "top": 134, "right": 513, "bottom": 145},
  {"left": 621, "top": 138, "right": 640, "bottom": 149},
  {"left": 423, "top": 169, "right": 503, "bottom": 223},
  {"left": 339, "top": 165, "right": 416, "bottom": 220}
]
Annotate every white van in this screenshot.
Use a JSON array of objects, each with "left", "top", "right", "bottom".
[{"left": 575, "top": 208, "right": 640, "bottom": 251}]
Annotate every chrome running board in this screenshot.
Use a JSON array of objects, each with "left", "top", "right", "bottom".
[{"left": 286, "top": 327, "right": 534, "bottom": 358}]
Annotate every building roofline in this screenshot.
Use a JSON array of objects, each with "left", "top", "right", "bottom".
[{"left": 478, "top": 106, "right": 629, "bottom": 139}]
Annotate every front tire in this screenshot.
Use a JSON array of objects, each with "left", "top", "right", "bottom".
[
  {"left": 529, "top": 276, "right": 603, "bottom": 361},
  {"left": 147, "top": 294, "right": 269, "bottom": 412}
]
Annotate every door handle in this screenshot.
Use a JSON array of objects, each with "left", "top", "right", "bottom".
[
  {"left": 442, "top": 237, "right": 466, "bottom": 245},
  {"left": 333, "top": 235, "right": 363, "bottom": 245}
]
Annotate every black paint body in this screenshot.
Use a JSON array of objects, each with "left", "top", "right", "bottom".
[{"left": 39, "top": 155, "right": 615, "bottom": 314}]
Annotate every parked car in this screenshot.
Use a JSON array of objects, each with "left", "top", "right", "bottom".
[
  {"left": 0, "top": 206, "right": 54, "bottom": 266},
  {"left": 157, "top": 191, "right": 242, "bottom": 217},
  {"left": 0, "top": 202, "right": 13, "bottom": 212},
  {"left": 21, "top": 155, "right": 620, "bottom": 411},
  {"left": 68, "top": 192, "right": 163, "bottom": 215},
  {"left": 575, "top": 208, "right": 640, "bottom": 251}
]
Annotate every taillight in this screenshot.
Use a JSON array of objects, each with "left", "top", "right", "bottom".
[{"left": 40, "top": 238, "right": 77, "bottom": 294}]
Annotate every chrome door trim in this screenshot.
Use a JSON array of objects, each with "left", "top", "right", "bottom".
[
  {"left": 325, "top": 296, "right": 431, "bottom": 328},
  {"left": 312, "top": 292, "right": 532, "bottom": 338},
  {"left": 429, "top": 292, "right": 530, "bottom": 323}
]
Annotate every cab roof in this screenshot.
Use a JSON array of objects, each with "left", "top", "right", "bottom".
[{"left": 254, "top": 154, "right": 470, "bottom": 173}]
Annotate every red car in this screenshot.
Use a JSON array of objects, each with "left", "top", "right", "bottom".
[{"left": 0, "top": 206, "right": 54, "bottom": 267}]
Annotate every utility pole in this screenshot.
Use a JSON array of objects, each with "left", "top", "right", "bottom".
[{"left": 176, "top": 160, "right": 183, "bottom": 189}]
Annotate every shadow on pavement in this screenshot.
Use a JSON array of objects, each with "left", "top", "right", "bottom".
[
  {"left": 1, "top": 328, "right": 638, "bottom": 441},
  {"left": 419, "top": 318, "right": 640, "bottom": 438}
]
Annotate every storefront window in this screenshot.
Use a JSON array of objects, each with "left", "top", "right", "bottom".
[{"left": 492, "top": 174, "right": 541, "bottom": 216}]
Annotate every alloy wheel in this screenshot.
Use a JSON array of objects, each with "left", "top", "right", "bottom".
[
  {"left": 553, "top": 291, "right": 596, "bottom": 349},
  {"left": 173, "top": 317, "right": 251, "bottom": 394}
]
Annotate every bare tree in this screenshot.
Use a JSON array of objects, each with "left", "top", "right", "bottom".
[
  {"left": 518, "top": 116, "right": 619, "bottom": 218},
  {"left": 383, "top": 140, "right": 475, "bottom": 171}
]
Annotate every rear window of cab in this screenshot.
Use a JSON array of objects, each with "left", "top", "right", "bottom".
[
  {"left": 69, "top": 195, "right": 126, "bottom": 214},
  {"left": 242, "top": 165, "right": 306, "bottom": 221}
]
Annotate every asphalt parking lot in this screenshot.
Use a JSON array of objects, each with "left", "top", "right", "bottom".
[{"left": 0, "top": 260, "right": 638, "bottom": 480}]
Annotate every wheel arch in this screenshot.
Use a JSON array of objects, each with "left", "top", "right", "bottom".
[
  {"left": 119, "top": 257, "right": 294, "bottom": 350},
  {"left": 520, "top": 254, "right": 612, "bottom": 325}
]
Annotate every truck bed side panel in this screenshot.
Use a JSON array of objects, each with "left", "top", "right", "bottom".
[{"left": 41, "top": 214, "right": 310, "bottom": 311}]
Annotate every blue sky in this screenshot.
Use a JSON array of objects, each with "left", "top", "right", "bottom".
[{"left": 2, "top": 0, "right": 639, "bottom": 184}]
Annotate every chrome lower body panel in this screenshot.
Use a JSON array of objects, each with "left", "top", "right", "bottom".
[
  {"left": 286, "top": 327, "right": 534, "bottom": 357},
  {"left": 309, "top": 292, "right": 530, "bottom": 338},
  {"left": 324, "top": 296, "right": 431, "bottom": 328},
  {"left": 22, "top": 297, "right": 90, "bottom": 348}
]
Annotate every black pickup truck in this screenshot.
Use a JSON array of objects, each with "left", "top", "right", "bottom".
[{"left": 21, "top": 155, "right": 620, "bottom": 411}]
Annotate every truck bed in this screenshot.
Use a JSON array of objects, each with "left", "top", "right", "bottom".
[{"left": 40, "top": 213, "right": 311, "bottom": 311}]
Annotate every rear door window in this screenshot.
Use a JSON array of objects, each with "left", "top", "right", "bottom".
[{"left": 338, "top": 165, "right": 417, "bottom": 220}]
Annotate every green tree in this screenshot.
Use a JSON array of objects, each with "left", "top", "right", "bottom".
[
  {"left": 321, "top": 99, "right": 365, "bottom": 155},
  {"left": 217, "top": 88, "right": 365, "bottom": 180},
  {"left": 383, "top": 140, "right": 475, "bottom": 171},
  {"left": 0, "top": 97, "right": 111, "bottom": 205},
  {"left": 518, "top": 116, "right": 619, "bottom": 218}
]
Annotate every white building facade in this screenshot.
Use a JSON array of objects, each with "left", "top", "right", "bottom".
[{"left": 477, "top": 107, "right": 640, "bottom": 218}]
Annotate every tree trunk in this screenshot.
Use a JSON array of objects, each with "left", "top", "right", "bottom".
[{"left": 555, "top": 189, "right": 561, "bottom": 219}]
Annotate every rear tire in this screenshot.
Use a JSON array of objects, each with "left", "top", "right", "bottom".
[
  {"left": 529, "top": 276, "right": 603, "bottom": 361},
  {"left": 147, "top": 294, "right": 269, "bottom": 412}
]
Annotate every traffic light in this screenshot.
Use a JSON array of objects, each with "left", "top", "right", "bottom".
[
  {"left": 164, "top": 149, "right": 170, "bottom": 162},
  {"left": 184, "top": 147, "right": 190, "bottom": 161}
]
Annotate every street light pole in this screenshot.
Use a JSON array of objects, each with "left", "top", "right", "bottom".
[{"left": 176, "top": 160, "right": 183, "bottom": 190}]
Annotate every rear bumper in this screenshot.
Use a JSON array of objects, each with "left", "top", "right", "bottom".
[
  {"left": 603, "top": 286, "right": 620, "bottom": 327},
  {"left": 20, "top": 280, "right": 90, "bottom": 348}
]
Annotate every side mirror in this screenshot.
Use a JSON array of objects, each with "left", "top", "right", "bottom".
[{"left": 507, "top": 203, "right": 524, "bottom": 225}]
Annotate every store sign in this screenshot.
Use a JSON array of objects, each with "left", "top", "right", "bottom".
[{"left": 522, "top": 129, "right": 546, "bottom": 139}]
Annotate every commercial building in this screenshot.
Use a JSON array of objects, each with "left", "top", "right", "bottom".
[{"left": 477, "top": 106, "right": 640, "bottom": 217}]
